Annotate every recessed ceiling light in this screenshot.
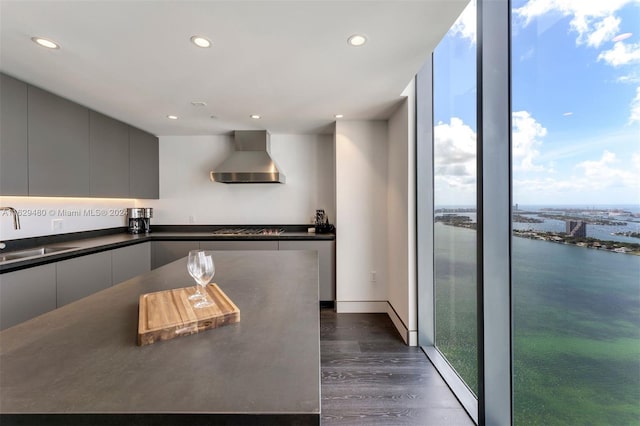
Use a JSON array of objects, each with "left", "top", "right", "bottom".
[
  {"left": 31, "top": 37, "right": 60, "bottom": 49},
  {"left": 190, "top": 35, "right": 211, "bottom": 48},
  {"left": 166, "top": 115, "right": 179, "bottom": 120},
  {"left": 335, "top": 114, "right": 344, "bottom": 119},
  {"left": 347, "top": 34, "right": 367, "bottom": 47},
  {"left": 250, "top": 114, "right": 261, "bottom": 119}
]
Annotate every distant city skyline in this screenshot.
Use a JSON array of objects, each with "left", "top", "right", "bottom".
[{"left": 433, "top": 0, "right": 640, "bottom": 207}]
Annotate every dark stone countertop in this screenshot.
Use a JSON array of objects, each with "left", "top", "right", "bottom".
[
  {"left": 0, "top": 250, "right": 320, "bottom": 425},
  {"left": 0, "top": 226, "right": 335, "bottom": 273}
]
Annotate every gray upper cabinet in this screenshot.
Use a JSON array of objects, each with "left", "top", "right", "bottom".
[
  {"left": 90, "top": 111, "right": 130, "bottom": 197},
  {"left": 28, "top": 86, "right": 90, "bottom": 196},
  {"left": 129, "top": 127, "right": 159, "bottom": 199},
  {"left": 0, "top": 74, "right": 159, "bottom": 198},
  {"left": 0, "top": 74, "right": 29, "bottom": 195}
]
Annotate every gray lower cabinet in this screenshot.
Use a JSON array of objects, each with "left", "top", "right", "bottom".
[
  {"left": 90, "top": 111, "right": 130, "bottom": 197},
  {"left": 28, "top": 85, "right": 90, "bottom": 196},
  {"left": 112, "top": 242, "right": 151, "bottom": 285},
  {"left": 279, "top": 240, "right": 335, "bottom": 301},
  {"left": 152, "top": 240, "right": 279, "bottom": 269},
  {"left": 151, "top": 241, "right": 200, "bottom": 269},
  {"left": 130, "top": 127, "right": 159, "bottom": 199},
  {"left": 0, "top": 73, "right": 29, "bottom": 195},
  {"left": 56, "top": 251, "right": 112, "bottom": 307},
  {"left": 0, "top": 264, "right": 56, "bottom": 330},
  {"left": 199, "top": 241, "right": 279, "bottom": 251}
]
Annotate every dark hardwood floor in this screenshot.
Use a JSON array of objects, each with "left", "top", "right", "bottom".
[{"left": 320, "top": 310, "right": 474, "bottom": 425}]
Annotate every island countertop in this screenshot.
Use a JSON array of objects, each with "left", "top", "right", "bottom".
[{"left": 0, "top": 250, "right": 320, "bottom": 425}]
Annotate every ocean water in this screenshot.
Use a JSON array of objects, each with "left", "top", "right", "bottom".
[
  {"left": 433, "top": 223, "right": 640, "bottom": 424},
  {"left": 512, "top": 236, "right": 640, "bottom": 425}
]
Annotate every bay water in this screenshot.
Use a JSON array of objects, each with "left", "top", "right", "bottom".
[{"left": 434, "top": 223, "right": 640, "bottom": 424}]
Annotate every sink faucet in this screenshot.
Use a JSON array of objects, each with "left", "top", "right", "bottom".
[
  {"left": 1, "top": 207, "right": 21, "bottom": 230},
  {"left": 0, "top": 207, "right": 21, "bottom": 250}
]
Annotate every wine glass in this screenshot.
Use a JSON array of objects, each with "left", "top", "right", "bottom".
[
  {"left": 194, "top": 254, "right": 215, "bottom": 308},
  {"left": 187, "top": 250, "right": 205, "bottom": 300}
]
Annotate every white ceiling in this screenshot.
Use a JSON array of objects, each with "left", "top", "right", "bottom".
[{"left": 0, "top": 0, "right": 467, "bottom": 136}]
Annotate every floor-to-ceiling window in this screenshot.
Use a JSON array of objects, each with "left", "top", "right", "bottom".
[
  {"left": 511, "top": 1, "right": 640, "bottom": 424},
  {"left": 419, "top": 0, "right": 639, "bottom": 424},
  {"left": 432, "top": 0, "right": 478, "bottom": 396},
  {"left": 417, "top": 1, "right": 480, "bottom": 421}
]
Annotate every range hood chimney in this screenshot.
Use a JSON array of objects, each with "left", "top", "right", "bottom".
[{"left": 210, "top": 130, "right": 286, "bottom": 184}]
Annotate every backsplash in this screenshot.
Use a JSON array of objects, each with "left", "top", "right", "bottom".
[
  {"left": 0, "top": 196, "right": 136, "bottom": 240},
  {"left": 144, "top": 133, "right": 336, "bottom": 226}
]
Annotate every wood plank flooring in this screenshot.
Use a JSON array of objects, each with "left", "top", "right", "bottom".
[{"left": 320, "top": 310, "right": 474, "bottom": 425}]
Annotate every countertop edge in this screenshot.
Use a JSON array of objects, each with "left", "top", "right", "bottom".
[
  {"left": 0, "top": 412, "right": 320, "bottom": 426},
  {"left": 0, "top": 231, "right": 335, "bottom": 274}
]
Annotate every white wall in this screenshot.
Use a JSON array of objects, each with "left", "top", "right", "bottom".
[
  {"left": 387, "top": 79, "right": 417, "bottom": 345},
  {"left": 146, "top": 133, "right": 335, "bottom": 225},
  {"left": 334, "top": 120, "right": 389, "bottom": 312},
  {"left": 0, "top": 196, "right": 133, "bottom": 240}
]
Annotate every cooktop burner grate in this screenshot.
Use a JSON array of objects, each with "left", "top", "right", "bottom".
[{"left": 211, "top": 227, "right": 284, "bottom": 236}]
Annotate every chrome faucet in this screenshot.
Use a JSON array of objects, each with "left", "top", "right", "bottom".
[
  {"left": 0, "top": 207, "right": 21, "bottom": 250},
  {"left": 1, "top": 207, "right": 21, "bottom": 230}
]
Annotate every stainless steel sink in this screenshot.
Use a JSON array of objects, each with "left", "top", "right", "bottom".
[{"left": 0, "top": 246, "right": 79, "bottom": 262}]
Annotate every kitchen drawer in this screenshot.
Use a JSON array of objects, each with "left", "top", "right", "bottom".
[
  {"left": 112, "top": 242, "right": 151, "bottom": 284},
  {"left": 0, "top": 263, "right": 56, "bottom": 330},
  {"left": 56, "top": 251, "right": 112, "bottom": 307},
  {"left": 199, "top": 241, "right": 279, "bottom": 251},
  {"left": 279, "top": 240, "right": 335, "bottom": 301},
  {"left": 151, "top": 241, "right": 199, "bottom": 269}
]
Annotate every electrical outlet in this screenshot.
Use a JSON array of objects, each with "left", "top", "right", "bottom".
[
  {"left": 52, "top": 219, "right": 63, "bottom": 231},
  {"left": 370, "top": 271, "right": 377, "bottom": 282}
]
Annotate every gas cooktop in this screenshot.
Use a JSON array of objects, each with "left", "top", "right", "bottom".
[{"left": 211, "top": 227, "right": 284, "bottom": 236}]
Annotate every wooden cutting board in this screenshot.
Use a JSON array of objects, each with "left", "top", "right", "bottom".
[{"left": 138, "top": 283, "right": 240, "bottom": 346}]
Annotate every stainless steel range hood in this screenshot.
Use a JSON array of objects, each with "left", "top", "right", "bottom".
[{"left": 210, "top": 130, "right": 286, "bottom": 184}]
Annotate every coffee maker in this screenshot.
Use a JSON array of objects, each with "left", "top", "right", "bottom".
[{"left": 127, "top": 208, "right": 153, "bottom": 234}]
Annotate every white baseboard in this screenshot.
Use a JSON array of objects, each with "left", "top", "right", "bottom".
[
  {"left": 386, "top": 302, "right": 418, "bottom": 346},
  {"left": 335, "top": 301, "right": 387, "bottom": 313},
  {"left": 335, "top": 300, "right": 418, "bottom": 347}
]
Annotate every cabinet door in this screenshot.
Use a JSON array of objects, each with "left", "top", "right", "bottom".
[
  {"left": 90, "top": 111, "right": 130, "bottom": 197},
  {"left": 129, "top": 127, "right": 159, "bottom": 199},
  {"left": 0, "top": 73, "right": 28, "bottom": 195},
  {"left": 28, "top": 86, "right": 90, "bottom": 196},
  {"left": 279, "top": 240, "right": 335, "bottom": 301},
  {"left": 56, "top": 251, "right": 112, "bottom": 307},
  {"left": 0, "top": 264, "right": 56, "bottom": 330},
  {"left": 151, "top": 241, "right": 199, "bottom": 269},
  {"left": 199, "top": 241, "right": 279, "bottom": 251},
  {"left": 112, "top": 242, "right": 151, "bottom": 284}
]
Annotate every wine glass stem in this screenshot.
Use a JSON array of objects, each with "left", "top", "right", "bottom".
[{"left": 200, "top": 285, "right": 208, "bottom": 302}]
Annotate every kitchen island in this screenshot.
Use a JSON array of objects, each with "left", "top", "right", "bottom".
[{"left": 0, "top": 250, "right": 320, "bottom": 425}]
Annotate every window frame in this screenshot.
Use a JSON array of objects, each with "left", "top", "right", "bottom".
[{"left": 416, "top": 0, "right": 513, "bottom": 424}]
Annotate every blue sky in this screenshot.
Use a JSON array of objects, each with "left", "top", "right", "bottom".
[{"left": 433, "top": 0, "right": 640, "bottom": 207}]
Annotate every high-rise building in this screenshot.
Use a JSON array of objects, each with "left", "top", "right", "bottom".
[{"left": 566, "top": 220, "right": 587, "bottom": 237}]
